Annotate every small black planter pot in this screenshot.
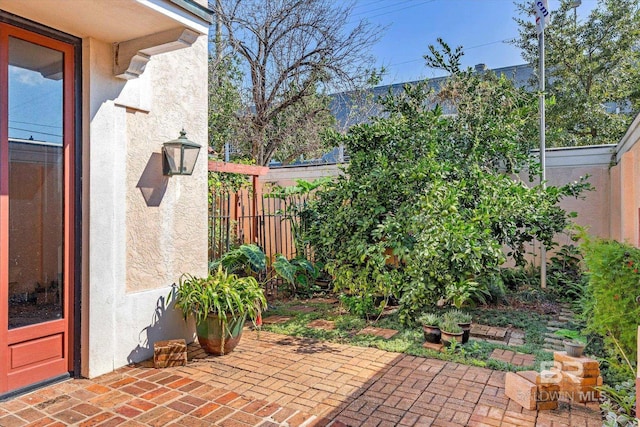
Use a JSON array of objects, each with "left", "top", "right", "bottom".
[
  {"left": 422, "top": 325, "right": 441, "bottom": 344},
  {"left": 458, "top": 322, "right": 472, "bottom": 344}
]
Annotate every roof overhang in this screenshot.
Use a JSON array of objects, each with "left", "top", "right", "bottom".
[{"left": 1, "top": 0, "right": 213, "bottom": 79}]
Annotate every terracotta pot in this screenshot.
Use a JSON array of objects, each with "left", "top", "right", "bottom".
[
  {"left": 440, "top": 330, "right": 464, "bottom": 347},
  {"left": 196, "top": 313, "right": 246, "bottom": 355},
  {"left": 422, "top": 325, "right": 441, "bottom": 344},
  {"left": 563, "top": 340, "right": 585, "bottom": 358}
]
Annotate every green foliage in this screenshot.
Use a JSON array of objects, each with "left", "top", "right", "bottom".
[
  {"left": 439, "top": 319, "right": 462, "bottom": 334},
  {"left": 554, "top": 328, "right": 587, "bottom": 344},
  {"left": 210, "top": 244, "right": 266, "bottom": 276},
  {"left": 418, "top": 313, "right": 440, "bottom": 327},
  {"left": 273, "top": 255, "right": 322, "bottom": 297},
  {"left": 208, "top": 54, "right": 243, "bottom": 155},
  {"left": 546, "top": 243, "right": 588, "bottom": 303},
  {"left": 169, "top": 266, "right": 267, "bottom": 326},
  {"left": 580, "top": 235, "right": 640, "bottom": 367},
  {"left": 515, "top": 0, "right": 640, "bottom": 147},
  {"left": 266, "top": 178, "right": 332, "bottom": 256},
  {"left": 307, "top": 41, "right": 590, "bottom": 325},
  {"left": 599, "top": 380, "right": 638, "bottom": 427},
  {"left": 339, "top": 293, "right": 383, "bottom": 320},
  {"left": 444, "top": 309, "right": 472, "bottom": 324}
]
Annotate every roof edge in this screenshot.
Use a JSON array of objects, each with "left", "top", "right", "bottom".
[{"left": 168, "top": 0, "right": 213, "bottom": 24}]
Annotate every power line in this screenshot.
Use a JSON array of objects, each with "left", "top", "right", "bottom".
[
  {"left": 9, "top": 127, "right": 62, "bottom": 138},
  {"left": 351, "top": 0, "right": 414, "bottom": 17},
  {"left": 348, "top": 0, "right": 436, "bottom": 22},
  {"left": 382, "top": 37, "right": 513, "bottom": 70},
  {"left": 9, "top": 120, "right": 61, "bottom": 130},
  {"left": 352, "top": 0, "right": 389, "bottom": 11}
]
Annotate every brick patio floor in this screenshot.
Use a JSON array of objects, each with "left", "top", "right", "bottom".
[{"left": 0, "top": 331, "right": 602, "bottom": 426}]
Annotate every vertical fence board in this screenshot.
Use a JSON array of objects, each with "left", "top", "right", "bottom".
[{"left": 209, "top": 185, "right": 308, "bottom": 264}]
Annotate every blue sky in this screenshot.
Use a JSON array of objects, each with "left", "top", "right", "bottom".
[{"left": 355, "top": 0, "right": 598, "bottom": 86}]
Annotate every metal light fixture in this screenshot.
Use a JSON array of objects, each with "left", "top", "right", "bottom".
[{"left": 162, "top": 129, "right": 201, "bottom": 176}]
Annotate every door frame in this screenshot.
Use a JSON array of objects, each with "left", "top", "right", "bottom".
[{"left": 0, "top": 11, "right": 82, "bottom": 399}]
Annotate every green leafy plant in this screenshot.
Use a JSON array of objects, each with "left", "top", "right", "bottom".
[
  {"left": 580, "top": 234, "right": 640, "bottom": 368},
  {"left": 339, "top": 294, "right": 383, "bottom": 320},
  {"left": 266, "top": 178, "right": 332, "bottom": 256},
  {"left": 272, "top": 254, "right": 322, "bottom": 297},
  {"left": 306, "top": 42, "right": 590, "bottom": 326},
  {"left": 170, "top": 266, "right": 267, "bottom": 326},
  {"left": 598, "top": 380, "right": 637, "bottom": 427},
  {"left": 444, "top": 309, "right": 472, "bottom": 324},
  {"left": 554, "top": 329, "right": 587, "bottom": 344},
  {"left": 439, "top": 319, "right": 462, "bottom": 334},
  {"left": 209, "top": 244, "right": 266, "bottom": 276},
  {"left": 418, "top": 313, "right": 440, "bottom": 327}
]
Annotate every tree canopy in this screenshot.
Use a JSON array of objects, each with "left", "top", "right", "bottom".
[
  {"left": 210, "top": 0, "right": 381, "bottom": 165},
  {"left": 514, "top": 0, "right": 640, "bottom": 147}
]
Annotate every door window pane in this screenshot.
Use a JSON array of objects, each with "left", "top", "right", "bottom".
[{"left": 7, "top": 36, "right": 64, "bottom": 329}]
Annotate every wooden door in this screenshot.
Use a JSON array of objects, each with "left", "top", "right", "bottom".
[{"left": 0, "top": 23, "right": 75, "bottom": 394}]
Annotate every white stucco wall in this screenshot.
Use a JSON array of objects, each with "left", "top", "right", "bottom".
[{"left": 82, "top": 35, "right": 207, "bottom": 378}]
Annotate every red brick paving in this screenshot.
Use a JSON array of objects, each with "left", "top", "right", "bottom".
[
  {"left": 357, "top": 326, "right": 399, "bottom": 339},
  {"left": 307, "top": 320, "right": 336, "bottom": 330},
  {"left": 490, "top": 348, "right": 536, "bottom": 367},
  {"left": 0, "top": 331, "right": 601, "bottom": 426}
]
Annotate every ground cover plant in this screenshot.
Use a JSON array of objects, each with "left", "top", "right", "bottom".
[{"left": 261, "top": 298, "right": 556, "bottom": 373}]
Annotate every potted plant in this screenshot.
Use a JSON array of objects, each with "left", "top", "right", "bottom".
[
  {"left": 170, "top": 266, "right": 267, "bottom": 355},
  {"left": 555, "top": 329, "right": 587, "bottom": 357},
  {"left": 444, "top": 309, "right": 472, "bottom": 344},
  {"left": 439, "top": 319, "right": 463, "bottom": 347},
  {"left": 418, "top": 313, "right": 441, "bottom": 344}
]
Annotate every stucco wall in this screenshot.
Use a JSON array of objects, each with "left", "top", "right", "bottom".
[
  {"left": 610, "top": 115, "right": 640, "bottom": 245},
  {"left": 82, "top": 35, "right": 207, "bottom": 378}
]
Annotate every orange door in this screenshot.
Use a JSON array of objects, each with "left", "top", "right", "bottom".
[{"left": 0, "top": 23, "right": 75, "bottom": 394}]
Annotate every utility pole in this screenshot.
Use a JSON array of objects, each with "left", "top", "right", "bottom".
[{"left": 535, "top": 0, "right": 550, "bottom": 289}]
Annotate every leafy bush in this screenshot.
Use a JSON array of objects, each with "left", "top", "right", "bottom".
[
  {"left": 339, "top": 293, "right": 383, "bottom": 320},
  {"left": 307, "top": 51, "right": 589, "bottom": 324},
  {"left": 273, "top": 254, "right": 322, "bottom": 297},
  {"left": 546, "top": 243, "right": 587, "bottom": 303},
  {"left": 209, "top": 244, "right": 266, "bottom": 276},
  {"left": 581, "top": 235, "right": 640, "bottom": 370}
]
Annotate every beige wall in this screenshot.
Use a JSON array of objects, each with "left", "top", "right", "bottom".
[
  {"left": 125, "top": 41, "right": 209, "bottom": 293},
  {"left": 610, "top": 114, "right": 640, "bottom": 245},
  {"left": 82, "top": 34, "right": 208, "bottom": 377},
  {"left": 261, "top": 145, "right": 617, "bottom": 258}
]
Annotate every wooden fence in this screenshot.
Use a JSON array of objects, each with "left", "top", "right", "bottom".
[{"left": 208, "top": 161, "right": 306, "bottom": 264}]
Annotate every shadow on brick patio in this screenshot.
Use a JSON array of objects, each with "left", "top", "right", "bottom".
[{"left": 0, "top": 330, "right": 602, "bottom": 426}]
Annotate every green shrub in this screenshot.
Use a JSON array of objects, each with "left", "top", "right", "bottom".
[
  {"left": 599, "top": 380, "right": 637, "bottom": 427},
  {"left": 581, "top": 235, "right": 640, "bottom": 368}
]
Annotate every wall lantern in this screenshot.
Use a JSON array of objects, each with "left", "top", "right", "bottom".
[{"left": 162, "top": 129, "right": 201, "bottom": 176}]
